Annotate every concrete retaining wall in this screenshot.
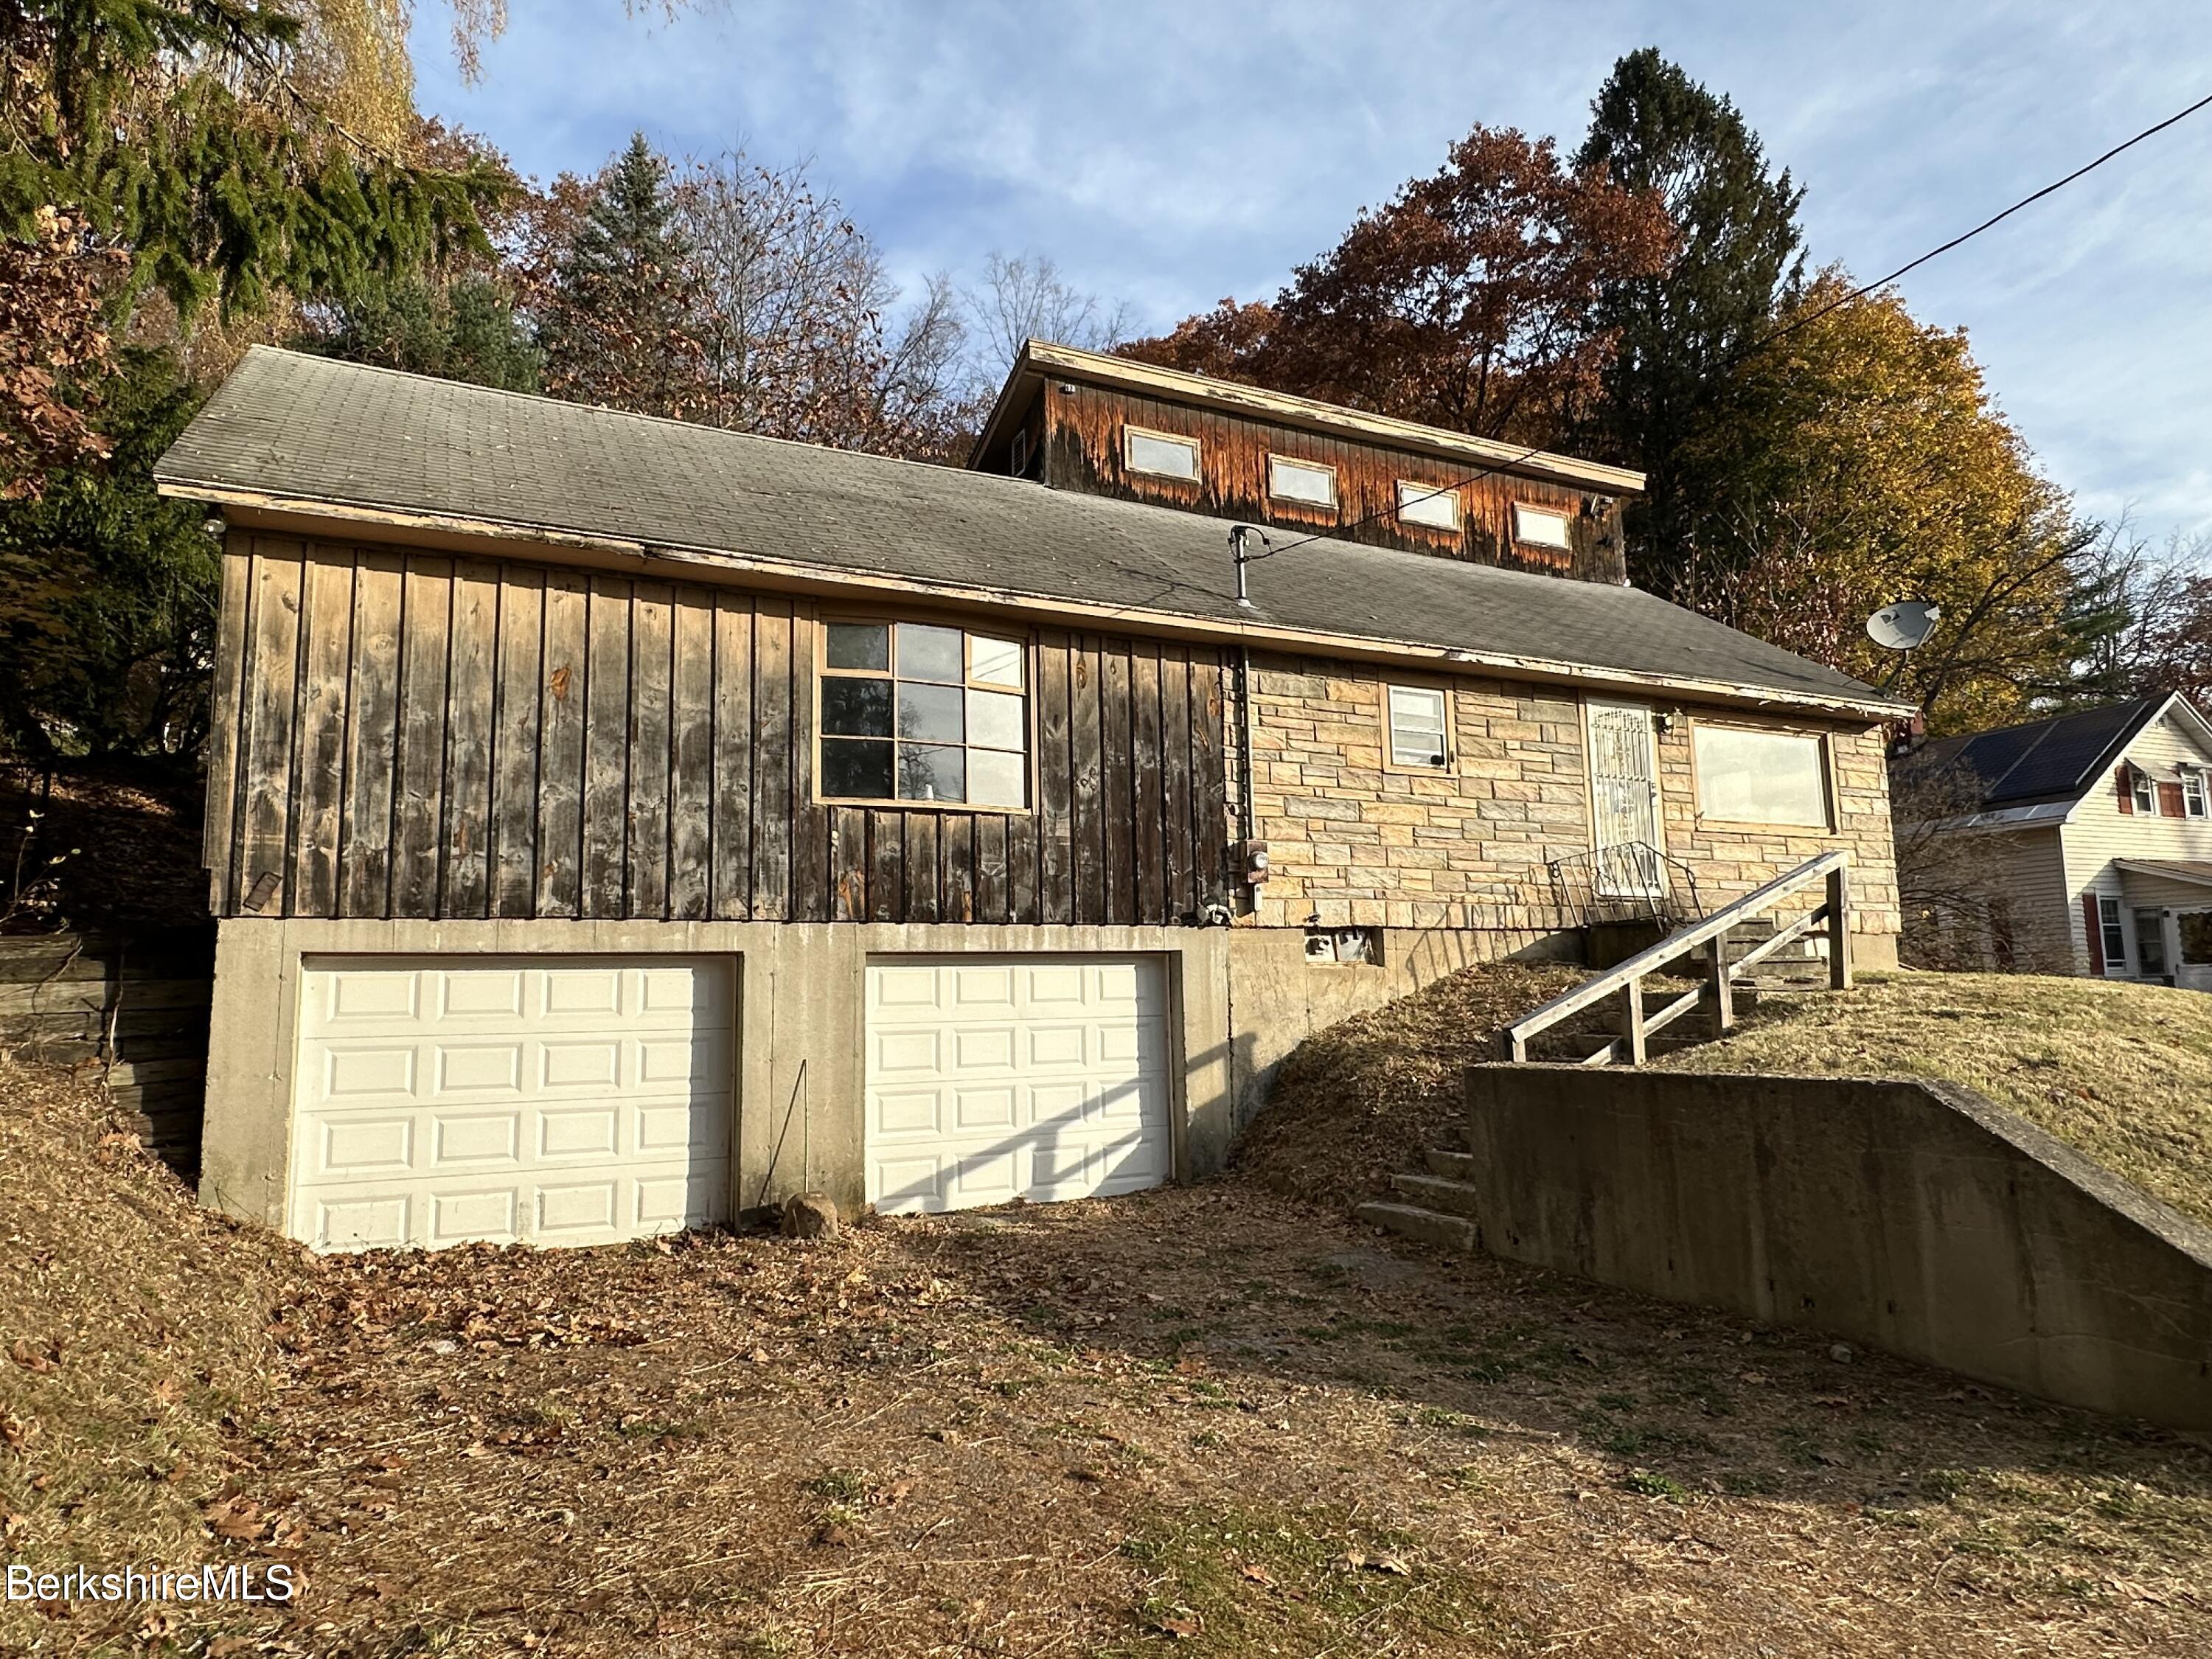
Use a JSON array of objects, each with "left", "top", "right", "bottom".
[{"left": 1460, "top": 1065, "right": 2212, "bottom": 1431}]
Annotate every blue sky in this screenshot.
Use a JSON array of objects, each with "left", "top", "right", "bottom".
[{"left": 408, "top": 0, "right": 2211, "bottom": 550}]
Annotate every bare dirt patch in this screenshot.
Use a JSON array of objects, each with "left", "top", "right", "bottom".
[{"left": 7, "top": 1058, "right": 2211, "bottom": 1656}]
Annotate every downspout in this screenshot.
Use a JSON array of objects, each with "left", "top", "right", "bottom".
[{"left": 1237, "top": 643, "right": 1258, "bottom": 913}]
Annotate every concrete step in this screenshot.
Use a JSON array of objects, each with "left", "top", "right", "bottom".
[
  {"left": 1391, "top": 1171, "right": 1483, "bottom": 1217},
  {"left": 1354, "top": 1200, "right": 1477, "bottom": 1253},
  {"left": 1423, "top": 1147, "right": 1478, "bottom": 1180}
]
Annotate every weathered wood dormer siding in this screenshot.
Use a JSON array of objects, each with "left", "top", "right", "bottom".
[
  {"left": 203, "top": 532, "right": 1232, "bottom": 925},
  {"left": 1012, "top": 382, "right": 1628, "bottom": 583}
]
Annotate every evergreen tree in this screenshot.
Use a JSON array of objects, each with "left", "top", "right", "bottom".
[
  {"left": 1575, "top": 48, "right": 1806, "bottom": 592},
  {"left": 300, "top": 271, "right": 543, "bottom": 392},
  {"left": 538, "top": 135, "right": 703, "bottom": 418}
]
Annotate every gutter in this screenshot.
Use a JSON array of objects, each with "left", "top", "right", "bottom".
[{"left": 158, "top": 480, "right": 1915, "bottom": 726}]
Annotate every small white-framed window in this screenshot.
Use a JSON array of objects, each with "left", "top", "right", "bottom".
[
  {"left": 2183, "top": 768, "right": 2208, "bottom": 818},
  {"left": 1691, "top": 724, "right": 1832, "bottom": 829},
  {"left": 2132, "top": 767, "right": 2158, "bottom": 815},
  {"left": 2098, "top": 896, "right": 2128, "bottom": 975},
  {"left": 1512, "top": 503, "right": 1573, "bottom": 550},
  {"left": 1125, "top": 426, "right": 1200, "bottom": 481},
  {"left": 1385, "top": 684, "right": 1450, "bottom": 770},
  {"left": 1267, "top": 454, "right": 1338, "bottom": 507},
  {"left": 1396, "top": 479, "right": 1460, "bottom": 530}
]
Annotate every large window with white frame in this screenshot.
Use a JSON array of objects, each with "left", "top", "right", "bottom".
[
  {"left": 1691, "top": 723, "right": 1833, "bottom": 829},
  {"left": 1512, "top": 503, "right": 1573, "bottom": 550},
  {"left": 819, "top": 620, "right": 1029, "bottom": 808},
  {"left": 1385, "top": 684, "right": 1451, "bottom": 770},
  {"left": 2098, "top": 896, "right": 2129, "bottom": 975}
]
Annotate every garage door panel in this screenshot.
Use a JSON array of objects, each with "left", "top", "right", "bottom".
[
  {"left": 866, "top": 955, "right": 1171, "bottom": 1215},
  {"left": 291, "top": 956, "right": 732, "bottom": 1251},
  {"left": 428, "top": 1112, "right": 519, "bottom": 1167}
]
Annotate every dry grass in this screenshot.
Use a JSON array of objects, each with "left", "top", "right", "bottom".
[
  {"left": 1234, "top": 961, "right": 1584, "bottom": 1210},
  {"left": 1652, "top": 970, "right": 2212, "bottom": 1228},
  {"left": 7, "top": 1054, "right": 2212, "bottom": 1655}
]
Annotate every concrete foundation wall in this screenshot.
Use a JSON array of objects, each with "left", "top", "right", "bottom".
[
  {"left": 202, "top": 919, "right": 1233, "bottom": 1232},
  {"left": 1460, "top": 1065, "right": 2212, "bottom": 1430}
]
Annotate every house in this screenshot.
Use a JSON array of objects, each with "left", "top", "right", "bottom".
[
  {"left": 1904, "top": 693, "right": 2212, "bottom": 989},
  {"left": 153, "top": 340, "right": 1907, "bottom": 1251}
]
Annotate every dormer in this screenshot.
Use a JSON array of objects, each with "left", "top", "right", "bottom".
[{"left": 969, "top": 339, "right": 1642, "bottom": 585}]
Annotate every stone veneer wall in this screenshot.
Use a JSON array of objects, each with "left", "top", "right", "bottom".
[{"left": 1239, "top": 650, "right": 1902, "bottom": 946}]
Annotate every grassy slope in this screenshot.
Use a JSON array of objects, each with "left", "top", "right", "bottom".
[{"left": 1652, "top": 970, "right": 2212, "bottom": 1229}]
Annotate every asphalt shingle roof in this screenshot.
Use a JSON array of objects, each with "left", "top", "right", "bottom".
[
  {"left": 156, "top": 348, "right": 1896, "bottom": 714},
  {"left": 1913, "top": 699, "right": 2159, "bottom": 810}
]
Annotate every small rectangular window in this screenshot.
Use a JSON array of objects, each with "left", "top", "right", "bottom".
[
  {"left": 1396, "top": 479, "right": 1460, "bottom": 529},
  {"left": 1267, "top": 454, "right": 1337, "bottom": 507},
  {"left": 2098, "top": 897, "right": 2128, "bottom": 974},
  {"left": 1692, "top": 725, "right": 1832, "bottom": 828},
  {"left": 2183, "top": 770, "right": 2208, "bottom": 818},
  {"left": 820, "top": 622, "right": 1030, "bottom": 808},
  {"left": 2132, "top": 768, "right": 2158, "bottom": 814},
  {"left": 1512, "top": 503, "right": 1573, "bottom": 549},
  {"left": 2136, "top": 910, "right": 2170, "bottom": 976},
  {"left": 1125, "top": 427, "right": 1200, "bottom": 481},
  {"left": 1386, "top": 685, "right": 1450, "bottom": 770}
]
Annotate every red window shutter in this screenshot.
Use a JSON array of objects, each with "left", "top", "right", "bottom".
[
  {"left": 2081, "top": 894, "right": 2105, "bottom": 974},
  {"left": 2116, "top": 765, "right": 2134, "bottom": 814},
  {"left": 2159, "top": 782, "right": 2185, "bottom": 817}
]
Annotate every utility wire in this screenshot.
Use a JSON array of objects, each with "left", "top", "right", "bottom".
[{"left": 1236, "top": 86, "right": 2212, "bottom": 573}]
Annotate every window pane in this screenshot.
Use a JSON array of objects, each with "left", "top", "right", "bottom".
[
  {"left": 1513, "top": 504, "right": 1573, "bottom": 549},
  {"left": 967, "top": 689, "right": 1026, "bottom": 751},
  {"left": 1268, "top": 455, "right": 1337, "bottom": 506},
  {"left": 897, "top": 743, "right": 964, "bottom": 802},
  {"left": 897, "top": 681, "right": 963, "bottom": 742},
  {"left": 825, "top": 622, "right": 889, "bottom": 671},
  {"left": 1692, "top": 726, "right": 1829, "bottom": 827},
  {"left": 821, "top": 676, "right": 892, "bottom": 737},
  {"left": 1126, "top": 428, "right": 1200, "bottom": 480},
  {"left": 1397, "top": 479, "right": 1459, "bottom": 529},
  {"left": 970, "top": 634, "right": 1026, "bottom": 688},
  {"left": 821, "top": 738, "right": 893, "bottom": 800},
  {"left": 970, "top": 748, "right": 1027, "bottom": 809},
  {"left": 897, "top": 622, "right": 963, "bottom": 683}
]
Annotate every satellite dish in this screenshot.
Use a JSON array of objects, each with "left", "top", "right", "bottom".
[{"left": 1866, "top": 600, "right": 1942, "bottom": 651}]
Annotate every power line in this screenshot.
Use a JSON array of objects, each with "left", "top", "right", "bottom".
[{"left": 1237, "top": 86, "right": 2212, "bottom": 571}]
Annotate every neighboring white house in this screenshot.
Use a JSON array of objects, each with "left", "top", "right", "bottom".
[{"left": 1908, "top": 694, "right": 2212, "bottom": 990}]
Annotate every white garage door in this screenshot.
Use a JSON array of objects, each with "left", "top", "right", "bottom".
[
  {"left": 290, "top": 956, "right": 733, "bottom": 1252},
  {"left": 865, "top": 955, "right": 1173, "bottom": 1214}
]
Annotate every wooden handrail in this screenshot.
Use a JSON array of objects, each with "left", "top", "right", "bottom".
[{"left": 1502, "top": 850, "right": 1852, "bottom": 1065}]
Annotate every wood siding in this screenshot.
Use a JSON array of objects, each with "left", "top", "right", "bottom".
[
  {"left": 1037, "top": 383, "right": 1628, "bottom": 583},
  {"left": 206, "top": 535, "right": 1233, "bottom": 925}
]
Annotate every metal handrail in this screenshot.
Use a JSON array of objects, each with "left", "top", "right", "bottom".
[
  {"left": 1545, "top": 841, "right": 1704, "bottom": 930},
  {"left": 1503, "top": 850, "right": 1853, "bottom": 1066}
]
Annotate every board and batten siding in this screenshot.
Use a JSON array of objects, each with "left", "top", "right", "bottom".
[{"left": 204, "top": 534, "right": 1232, "bottom": 926}]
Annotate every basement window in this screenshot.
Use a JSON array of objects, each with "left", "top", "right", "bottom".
[
  {"left": 1267, "top": 454, "right": 1338, "bottom": 508},
  {"left": 1512, "top": 503, "right": 1573, "bottom": 550},
  {"left": 1386, "top": 685, "right": 1450, "bottom": 770},
  {"left": 819, "top": 621, "right": 1030, "bottom": 809},
  {"left": 1124, "top": 426, "right": 1200, "bottom": 481},
  {"left": 1396, "top": 479, "right": 1460, "bottom": 530}
]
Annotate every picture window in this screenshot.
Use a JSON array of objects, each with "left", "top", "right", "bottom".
[
  {"left": 1397, "top": 479, "right": 1460, "bottom": 530},
  {"left": 1267, "top": 454, "right": 1338, "bottom": 507},
  {"left": 1125, "top": 427, "right": 1200, "bottom": 481},
  {"left": 1512, "top": 504, "right": 1572, "bottom": 549}
]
